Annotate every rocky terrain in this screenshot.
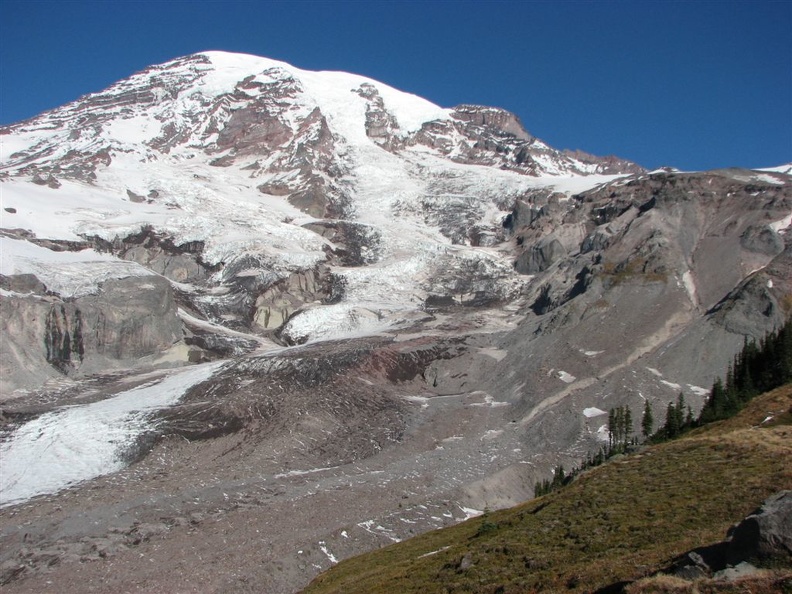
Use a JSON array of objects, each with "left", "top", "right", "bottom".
[
  {"left": 300, "top": 385, "right": 792, "bottom": 593},
  {"left": 0, "top": 51, "right": 790, "bottom": 593}
]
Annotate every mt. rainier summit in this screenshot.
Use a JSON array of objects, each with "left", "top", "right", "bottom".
[{"left": 0, "top": 50, "right": 642, "bottom": 389}]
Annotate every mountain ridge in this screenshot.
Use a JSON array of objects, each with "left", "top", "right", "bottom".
[{"left": 0, "top": 50, "right": 647, "bottom": 394}]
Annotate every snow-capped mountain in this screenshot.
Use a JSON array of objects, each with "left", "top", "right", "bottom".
[
  {"left": 0, "top": 51, "right": 642, "bottom": 390},
  {"left": 1, "top": 51, "right": 790, "bottom": 594}
]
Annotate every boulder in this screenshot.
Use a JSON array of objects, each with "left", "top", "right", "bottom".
[{"left": 726, "top": 490, "right": 792, "bottom": 566}]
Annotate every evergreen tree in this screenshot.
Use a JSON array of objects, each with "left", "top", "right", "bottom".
[
  {"left": 675, "top": 393, "right": 686, "bottom": 430},
  {"left": 697, "top": 318, "right": 792, "bottom": 427},
  {"left": 699, "top": 377, "right": 725, "bottom": 424},
  {"left": 624, "top": 406, "right": 633, "bottom": 442},
  {"left": 664, "top": 401, "right": 680, "bottom": 438},
  {"left": 641, "top": 400, "right": 654, "bottom": 438}
]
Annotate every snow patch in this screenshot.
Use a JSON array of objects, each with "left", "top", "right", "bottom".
[
  {"left": 459, "top": 506, "right": 483, "bottom": 519},
  {"left": 0, "top": 361, "right": 224, "bottom": 507},
  {"left": 318, "top": 542, "right": 337, "bottom": 564},
  {"left": 583, "top": 407, "right": 607, "bottom": 418},
  {"left": 582, "top": 350, "right": 603, "bottom": 357},
  {"left": 756, "top": 163, "right": 792, "bottom": 175},
  {"left": 418, "top": 546, "right": 451, "bottom": 558},
  {"left": 469, "top": 393, "right": 510, "bottom": 408},
  {"left": 751, "top": 173, "right": 786, "bottom": 185},
  {"left": 557, "top": 370, "right": 576, "bottom": 383},
  {"left": 481, "top": 429, "right": 503, "bottom": 440},
  {"left": 770, "top": 212, "right": 792, "bottom": 233},
  {"left": 274, "top": 466, "right": 335, "bottom": 479},
  {"left": 687, "top": 384, "right": 709, "bottom": 397},
  {"left": 681, "top": 270, "right": 698, "bottom": 306},
  {"left": 357, "top": 520, "right": 400, "bottom": 542}
]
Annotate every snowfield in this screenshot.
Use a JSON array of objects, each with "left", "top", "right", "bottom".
[
  {"left": 0, "top": 49, "right": 625, "bottom": 341},
  {"left": 0, "top": 361, "right": 224, "bottom": 507},
  {"left": 0, "top": 236, "right": 154, "bottom": 298}
]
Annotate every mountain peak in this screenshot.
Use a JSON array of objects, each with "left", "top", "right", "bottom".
[{"left": 1, "top": 51, "right": 790, "bottom": 594}]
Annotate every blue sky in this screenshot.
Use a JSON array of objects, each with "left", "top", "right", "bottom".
[{"left": 1, "top": 0, "right": 790, "bottom": 171}]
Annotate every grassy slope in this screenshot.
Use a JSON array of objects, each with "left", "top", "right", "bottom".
[{"left": 302, "top": 385, "right": 792, "bottom": 594}]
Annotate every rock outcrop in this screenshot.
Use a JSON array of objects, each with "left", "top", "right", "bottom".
[
  {"left": 726, "top": 490, "right": 792, "bottom": 567},
  {"left": 0, "top": 274, "right": 183, "bottom": 394},
  {"left": 655, "top": 491, "right": 792, "bottom": 585}
]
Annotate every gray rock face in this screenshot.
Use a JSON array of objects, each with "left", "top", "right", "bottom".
[
  {"left": 515, "top": 236, "right": 566, "bottom": 274},
  {"left": 89, "top": 226, "right": 213, "bottom": 284},
  {"left": 0, "top": 274, "right": 183, "bottom": 394},
  {"left": 561, "top": 148, "right": 646, "bottom": 176},
  {"left": 712, "top": 561, "right": 759, "bottom": 580},
  {"left": 253, "top": 266, "right": 337, "bottom": 332},
  {"left": 652, "top": 491, "right": 791, "bottom": 588},
  {"left": 401, "top": 104, "right": 645, "bottom": 176},
  {"left": 355, "top": 83, "right": 402, "bottom": 151},
  {"left": 726, "top": 490, "right": 792, "bottom": 566}
]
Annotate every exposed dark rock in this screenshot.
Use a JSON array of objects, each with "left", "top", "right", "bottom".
[
  {"left": 740, "top": 224, "right": 784, "bottom": 256},
  {"left": 215, "top": 102, "right": 293, "bottom": 155},
  {"left": 0, "top": 274, "right": 48, "bottom": 295},
  {"left": 31, "top": 173, "right": 61, "bottom": 188},
  {"left": 515, "top": 237, "right": 566, "bottom": 274},
  {"left": 85, "top": 226, "right": 214, "bottom": 284},
  {"left": 44, "top": 305, "right": 85, "bottom": 371},
  {"left": 561, "top": 148, "right": 646, "bottom": 175},
  {"left": 355, "top": 83, "right": 402, "bottom": 150},
  {"left": 451, "top": 105, "right": 532, "bottom": 140},
  {"left": 126, "top": 189, "right": 146, "bottom": 203},
  {"left": 302, "top": 220, "right": 383, "bottom": 266},
  {"left": 726, "top": 490, "right": 792, "bottom": 567},
  {"left": 407, "top": 105, "right": 644, "bottom": 176}
]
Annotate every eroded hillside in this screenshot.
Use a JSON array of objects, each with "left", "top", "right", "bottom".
[{"left": 301, "top": 386, "right": 792, "bottom": 594}]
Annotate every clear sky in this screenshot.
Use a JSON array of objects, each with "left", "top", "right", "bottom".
[{"left": 1, "top": 0, "right": 790, "bottom": 171}]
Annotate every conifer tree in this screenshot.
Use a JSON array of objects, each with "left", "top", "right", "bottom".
[
  {"left": 675, "top": 393, "right": 686, "bottom": 430},
  {"left": 624, "top": 406, "right": 633, "bottom": 442},
  {"left": 641, "top": 400, "right": 653, "bottom": 438},
  {"left": 664, "top": 401, "right": 679, "bottom": 438}
]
